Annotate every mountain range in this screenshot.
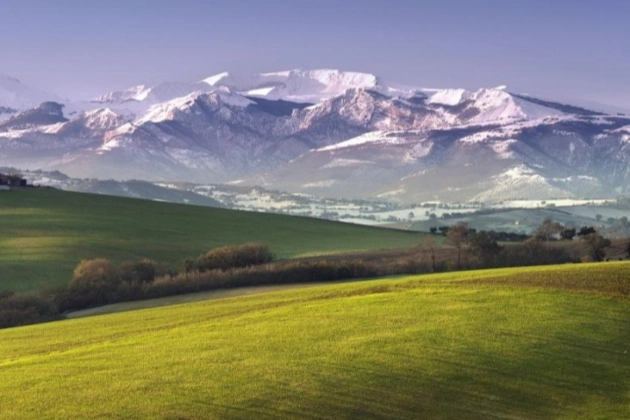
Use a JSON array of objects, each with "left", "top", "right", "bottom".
[{"left": 1, "top": 69, "right": 629, "bottom": 203}]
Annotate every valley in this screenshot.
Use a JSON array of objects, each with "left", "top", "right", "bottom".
[{"left": 14, "top": 167, "right": 627, "bottom": 238}]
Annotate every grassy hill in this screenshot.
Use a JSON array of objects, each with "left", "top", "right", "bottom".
[
  {"left": 0, "top": 262, "right": 628, "bottom": 419},
  {"left": 0, "top": 188, "right": 424, "bottom": 292}
]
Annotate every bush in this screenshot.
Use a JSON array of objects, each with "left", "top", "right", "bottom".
[
  {"left": 57, "top": 258, "right": 122, "bottom": 311},
  {"left": 147, "top": 259, "right": 378, "bottom": 299},
  {"left": 0, "top": 294, "right": 58, "bottom": 328},
  {"left": 183, "top": 243, "right": 274, "bottom": 273},
  {"left": 120, "top": 259, "right": 158, "bottom": 284}
]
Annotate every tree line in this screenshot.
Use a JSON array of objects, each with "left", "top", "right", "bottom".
[{"left": 0, "top": 222, "right": 624, "bottom": 329}]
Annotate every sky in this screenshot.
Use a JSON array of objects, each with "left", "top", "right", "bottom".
[{"left": 1, "top": 0, "right": 629, "bottom": 109}]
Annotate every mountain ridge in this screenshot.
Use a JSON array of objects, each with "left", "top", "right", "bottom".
[{"left": 1, "top": 68, "right": 628, "bottom": 203}]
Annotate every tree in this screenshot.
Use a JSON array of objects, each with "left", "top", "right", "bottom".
[
  {"left": 446, "top": 222, "right": 469, "bottom": 269},
  {"left": 522, "top": 237, "right": 547, "bottom": 262},
  {"left": 469, "top": 231, "right": 502, "bottom": 267},
  {"left": 535, "top": 218, "right": 563, "bottom": 241},
  {"left": 581, "top": 233, "right": 611, "bottom": 262},
  {"left": 421, "top": 235, "right": 439, "bottom": 272},
  {"left": 560, "top": 227, "right": 576, "bottom": 241},
  {"left": 578, "top": 226, "right": 597, "bottom": 237}
]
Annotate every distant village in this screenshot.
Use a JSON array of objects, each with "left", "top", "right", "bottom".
[{"left": 0, "top": 173, "right": 28, "bottom": 189}]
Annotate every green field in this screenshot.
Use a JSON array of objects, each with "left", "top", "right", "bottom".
[
  {"left": 0, "top": 263, "right": 628, "bottom": 419},
  {"left": 0, "top": 188, "right": 423, "bottom": 292}
]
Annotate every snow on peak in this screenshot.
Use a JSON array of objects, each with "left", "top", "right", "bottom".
[
  {"left": 201, "top": 68, "right": 395, "bottom": 103},
  {"left": 426, "top": 88, "right": 472, "bottom": 106},
  {"left": 93, "top": 85, "right": 149, "bottom": 103},
  {"left": 202, "top": 72, "right": 231, "bottom": 86},
  {"left": 0, "top": 73, "right": 63, "bottom": 111},
  {"left": 135, "top": 89, "right": 253, "bottom": 125},
  {"left": 93, "top": 81, "right": 210, "bottom": 105},
  {"left": 427, "top": 85, "right": 566, "bottom": 124},
  {"left": 469, "top": 88, "right": 565, "bottom": 124}
]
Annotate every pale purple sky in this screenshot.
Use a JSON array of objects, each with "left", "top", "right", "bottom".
[{"left": 1, "top": 0, "right": 629, "bottom": 109}]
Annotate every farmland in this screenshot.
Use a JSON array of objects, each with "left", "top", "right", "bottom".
[
  {"left": 0, "top": 188, "right": 423, "bottom": 292},
  {"left": 0, "top": 262, "right": 628, "bottom": 419}
]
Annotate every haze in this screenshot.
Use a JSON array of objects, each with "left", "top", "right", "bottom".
[{"left": 1, "top": 0, "right": 629, "bottom": 109}]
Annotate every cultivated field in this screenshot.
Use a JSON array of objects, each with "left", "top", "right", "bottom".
[
  {"left": 0, "top": 188, "right": 423, "bottom": 292},
  {"left": 0, "top": 262, "right": 628, "bottom": 419}
]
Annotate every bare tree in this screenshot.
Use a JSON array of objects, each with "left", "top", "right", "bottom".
[
  {"left": 421, "top": 235, "right": 439, "bottom": 272},
  {"left": 446, "top": 222, "right": 469, "bottom": 269},
  {"left": 535, "top": 218, "right": 563, "bottom": 241}
]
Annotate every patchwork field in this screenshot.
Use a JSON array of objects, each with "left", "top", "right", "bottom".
[
  {"left": 0, "top": 188, "right": 423, "bottom": 292},
  {"left": 0, "top": 262, "right": 628, "bottom": 419}
]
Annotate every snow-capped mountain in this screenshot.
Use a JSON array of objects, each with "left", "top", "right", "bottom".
[
  {"left": 0, "top": 68, "right": 629, "bottom": 203},
  {"left": 201, "top": 68, "right": 419, "bottom": 103},
  {"left": 0, "top": 74, "right": 64, "bottom": 120},
  {"left": 97, "top": 82, "right": 210, "bottom": 104}
]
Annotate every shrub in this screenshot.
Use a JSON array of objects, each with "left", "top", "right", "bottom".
[
  {"left": 0, "top": 294, "right": 58, "bottom": 328},
  {"left": 120, "top": 259, "right": 158, "bottom": 284},
  {"left": 184, "top": 243, "right": 274, "bottom": 273},
  {"left": 147, "top": 259, "right": 378, "bottom": 299},
  {"left": 57, "top": 258, "right": 122, "bottom": 311}
]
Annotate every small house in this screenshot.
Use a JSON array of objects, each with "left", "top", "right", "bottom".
[{"left": 0, "top": 173, "right": 27, "bottom": 187}]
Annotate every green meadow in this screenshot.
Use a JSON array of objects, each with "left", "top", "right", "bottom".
[
  {"left": 0, "top": 188, "right": 422, "bottom": 292},
  {"left": 0, "top": 263, "right": 628, "bottom": 419}
]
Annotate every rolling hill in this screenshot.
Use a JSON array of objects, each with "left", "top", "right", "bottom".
[
  {"left": 0, "top": 187, "right": 423, "bottom": 293},
  {"left": 0, "top": 263, "right": 628, "bottom": 419}
]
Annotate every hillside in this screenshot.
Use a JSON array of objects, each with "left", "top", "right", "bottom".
[
  {"left": 0, "top": 263, "right": 628, "bottom": 419},
  {"left": 0, "top": 188, "right": 422, "bottom": 292}
]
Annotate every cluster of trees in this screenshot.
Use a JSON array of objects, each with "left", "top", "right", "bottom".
[
  {"left": 440, "top": 219, "right": 614, "bottom": 267},
  {"left": 534, "top": 219, "right": 612, "bottom": 261}
]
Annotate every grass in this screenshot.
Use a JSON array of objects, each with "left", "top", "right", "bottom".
[
  {"left": 0, "top": 262, "right": 628, "bottom": 419},
  {"left": 0, "top": 188, "right": 424, "bottom": 292}
]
